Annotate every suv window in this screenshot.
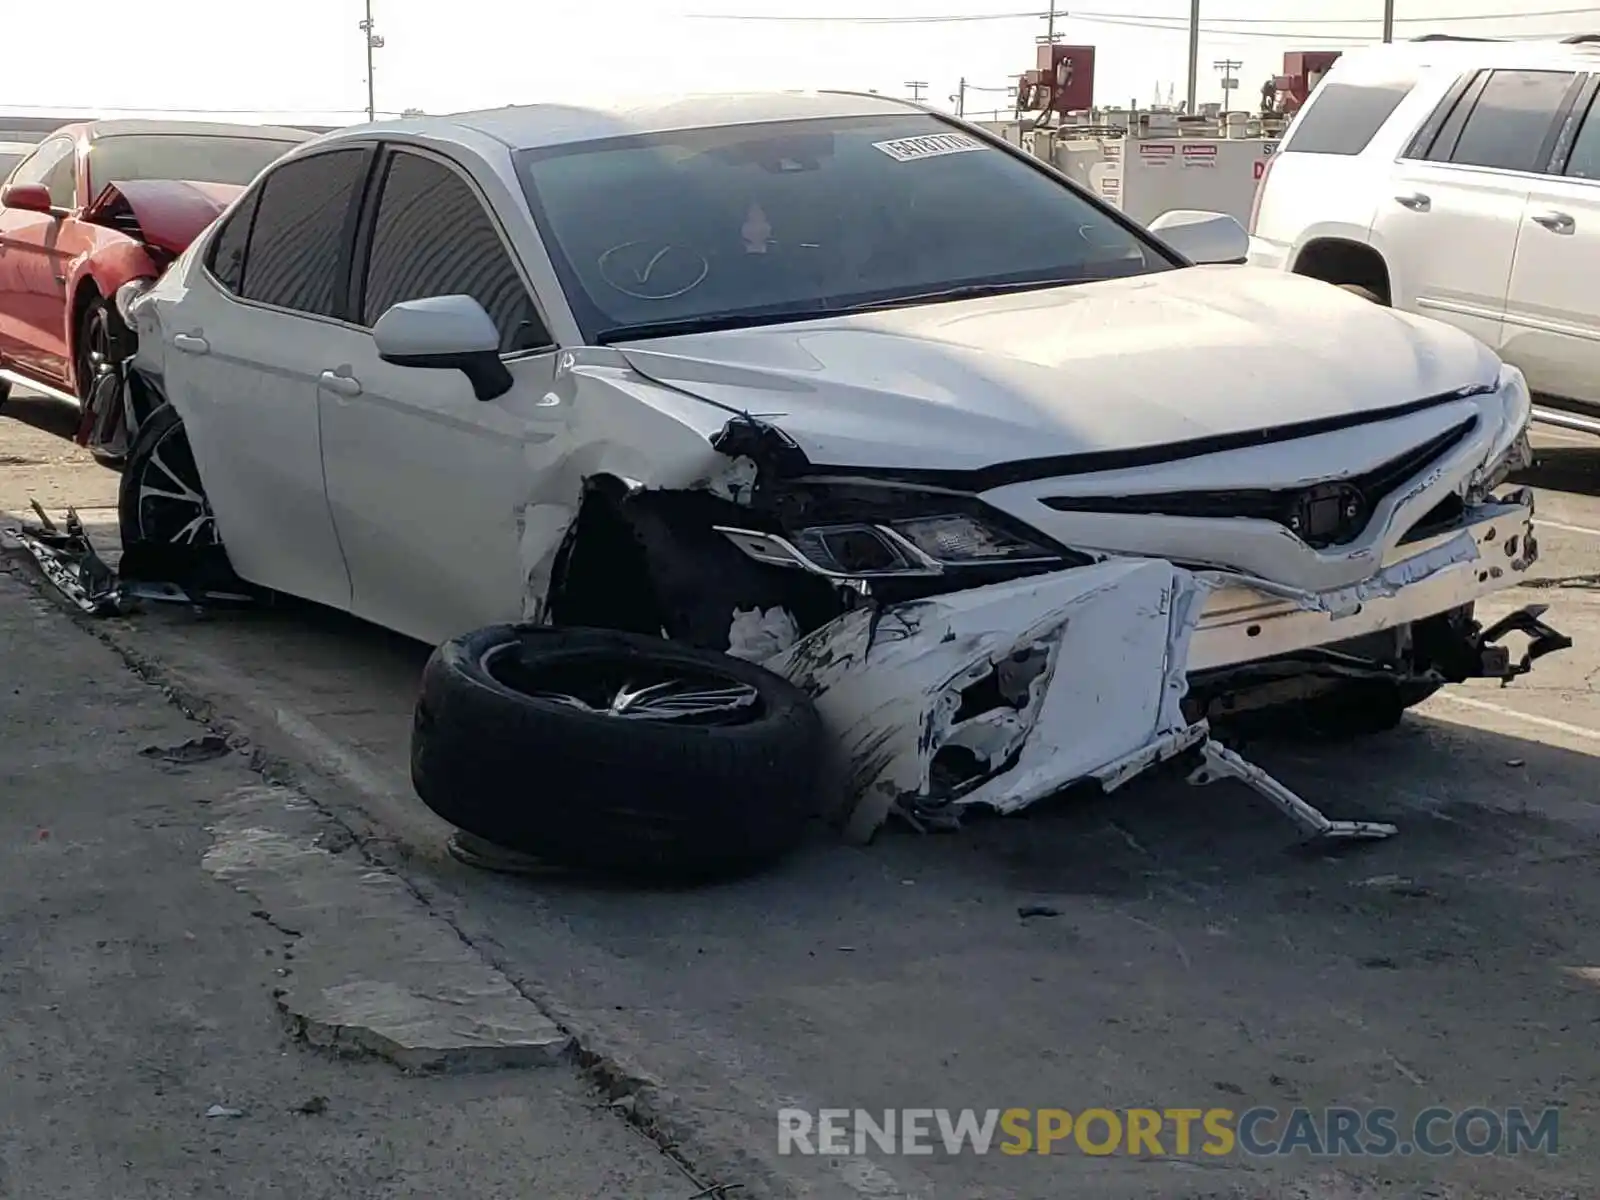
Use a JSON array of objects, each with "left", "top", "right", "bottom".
[
  {"left": 1442, "top": 69, "right": 1576, "bottom": 173},
  {"left": 360, "top": 150, "right": 549, "bottom": 352},
  {"left": 87, "top": 134, "right": 298, "bottom": 196},
  {"left": 1282, "top": 80, "right": 1416, "bottom": 155},
  {"left": 1566, "top": 94, "right": 1600, "bottom": 180},
  {"left": 11, "top": 137, "right": 76, "bottom": 208},
  {"left": 238, "top": 148, "right": 368, "bottom": 317}
]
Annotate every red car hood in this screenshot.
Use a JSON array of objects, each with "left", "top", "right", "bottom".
[{"left": 85, "top": 179, "right": 243, "bottom": 255}]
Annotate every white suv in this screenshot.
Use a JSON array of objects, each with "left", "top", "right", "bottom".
[{"left": 1248, "top": 37, "right": 1600, "bottom": 430}]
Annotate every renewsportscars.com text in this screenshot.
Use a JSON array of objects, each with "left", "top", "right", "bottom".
[{"left": 777, "top": 1107, "right": 1559, "bottom": 1158}]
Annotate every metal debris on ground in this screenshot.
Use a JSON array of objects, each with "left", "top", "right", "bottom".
[{"left": 4, "top": 502, "right": 255, "bottom": 616}]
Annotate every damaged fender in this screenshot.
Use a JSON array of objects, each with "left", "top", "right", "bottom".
[{"left": 765, "top": 558, "right": 1212, "bottom": 840}]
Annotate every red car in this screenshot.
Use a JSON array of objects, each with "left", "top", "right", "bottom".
[{"left": 0, "top": 119, "right": 311, "bottom": 462}]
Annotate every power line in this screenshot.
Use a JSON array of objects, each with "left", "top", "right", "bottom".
[{"left": 685, "top": 5, "right": 1600, "bottom": 25}]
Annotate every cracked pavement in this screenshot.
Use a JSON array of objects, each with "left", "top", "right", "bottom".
[
  {"left": 0, "top": 544, "right": 703, "bottom": 1198},
  {"left": 5, "top": 391, "right": 1600, "bottom": 1198}
]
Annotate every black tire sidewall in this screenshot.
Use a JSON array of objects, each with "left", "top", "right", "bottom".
[{"left": 412, "top": 625, "right": 828, "bottom": 880}]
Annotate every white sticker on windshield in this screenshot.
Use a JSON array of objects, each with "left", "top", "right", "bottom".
[{"left": 871, "top": 132, "right": 986, "bottom": 162}]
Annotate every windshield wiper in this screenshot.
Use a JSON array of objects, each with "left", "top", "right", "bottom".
[
  {"left": 594, "top": 277, "right": 1087, "bottom": 345},
  {"left": 836, "top": 277, "right": 1086, "bottom": 314}
]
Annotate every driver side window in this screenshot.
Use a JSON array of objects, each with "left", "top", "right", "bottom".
[
  {"left": 359, "top": 149, "right": 550, "bottom": 353},
  {"left": 12, "top": 137, "right": 76, "bottom": 209}
]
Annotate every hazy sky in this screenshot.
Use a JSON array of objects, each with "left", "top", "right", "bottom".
[{"left": 2, "top": 1, "right": 1593, "bottom": 124}]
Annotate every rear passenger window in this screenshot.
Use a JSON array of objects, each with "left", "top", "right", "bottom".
[
  {"left": 359, "top": 150, "right": 549, "bottom": 353},
  {"left": 1282, "top": 81, "right": 1416, "bottom": 155},
  {"left": 1444, "top": 70, "right": 1576, "bottom": 173},
  {"left": 206, "top": 190, "right": 261, "bottom": 294},
  {"left": 1566, "top": 95, "right": 1600, "bottom": 180},
  {"left": 239, "top": 148, "right": 368, "bottom": 317}
]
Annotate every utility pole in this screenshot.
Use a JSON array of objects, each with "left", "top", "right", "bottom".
[
  {"left": 905, "top": 80, "right": 928, "bottom": 100},
  {"left": 1382, "top": 0, "right": 1396, "bottom": 43},
  {"left": 359, "top": 0, "right": 385, "bottom": 122},
  {"left": 950, "top": 77, "right": 967, "bottom": 117},
  {"left": 1185, "top": 0, "right": 1200, "bottom": 113},
  {"left": 1036, "top": 0, "right": 1063, "bottom": 45},
  {"left": 1213, "top": 58, "right": 1241, "bottom": 106}
]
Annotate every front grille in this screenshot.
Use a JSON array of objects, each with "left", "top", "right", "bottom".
[{"left": 1040, "top": 419, "right": 1476, "bottom": 550}]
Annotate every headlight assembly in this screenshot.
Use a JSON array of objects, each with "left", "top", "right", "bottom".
[{"left": 716, "top": 512, "right": 1064, "bottom": 579}]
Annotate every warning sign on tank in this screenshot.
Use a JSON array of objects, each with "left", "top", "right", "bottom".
[
  {"left": 871, "top": 132, "right": 986, "bottom": 162},
  {"left": 1182, "top": 143, "right": 1218, "bottom": 167}
]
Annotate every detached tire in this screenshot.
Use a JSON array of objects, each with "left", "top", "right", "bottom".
[{"left": 411, "top": 626, "right": 829, "bottom": 881}]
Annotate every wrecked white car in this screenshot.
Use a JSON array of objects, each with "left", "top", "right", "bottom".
[{"left": 113, "top": 92, "right": 1565, "bottom": 859}]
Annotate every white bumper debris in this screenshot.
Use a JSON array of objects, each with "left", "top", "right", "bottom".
[{"left": 766, "top": 558, "right": 1222, "bottom": 840}]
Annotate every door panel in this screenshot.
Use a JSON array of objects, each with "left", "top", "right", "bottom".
[
  {"left": 163, "top": 292, "right": 354, "bottom": 608},
  {"left": 318, "top": 348, "right": 563, "bottom": 644},
  {"left": 150, "top": 147, "right": 372, "bottom": 609},
  {"left": 1377, "top": 162, "right": 1528, "bottom": 348},
  {"left": 321, "top": 145, "right": 563, "bottom": 645},
  {"left": 1503, "top": 92, "right": 1600, "bottom": 405},
  {"left": 0, "top": 136, "right": 77, "bottom": 376},
  {"left": 1379, "top": 68, "right": 1581, "bottom": 352}
]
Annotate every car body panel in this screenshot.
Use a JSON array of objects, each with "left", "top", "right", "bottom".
[{"left": 616, "top": 268, "right": 1500, "bottom": 472}]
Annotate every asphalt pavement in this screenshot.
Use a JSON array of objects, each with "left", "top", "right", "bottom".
[
  {"left": 0, "top": 555, "right": 697, "bottom": 1200},
  {"left": 4, "top": 388, "right": 1600, "bottom": 1199}
]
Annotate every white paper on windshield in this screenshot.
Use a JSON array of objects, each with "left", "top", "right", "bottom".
[{"left": 871, "top": 132, "right": 986, "bottom": 162}]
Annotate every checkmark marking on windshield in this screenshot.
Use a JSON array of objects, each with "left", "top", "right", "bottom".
[{"left": 635, "top": 246, "right": 673, "bottom": 284}]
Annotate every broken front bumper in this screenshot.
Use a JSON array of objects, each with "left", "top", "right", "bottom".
[
  {"left": 1190, "top": 489, "right": 1539, "bottom": 671},
  {"left": 765, "top": 487, "right": 1561, "bottom": 841}
]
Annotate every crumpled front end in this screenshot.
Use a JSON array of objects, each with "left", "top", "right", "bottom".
[{"left": 728, "top": 365, "right": 1567, "bottom": 842}]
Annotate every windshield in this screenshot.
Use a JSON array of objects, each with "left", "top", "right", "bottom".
[
  {"left": 515, "top": 114, "right": 1176, "bottom": 343},
  {"left": 87, "top": 134, "right": 299, "bottom": 193}
]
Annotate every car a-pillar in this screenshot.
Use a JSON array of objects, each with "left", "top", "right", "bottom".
[
  {"left": 544, "top": 476, "right": 840, "bottom": 653},
  {"left": 1292, "top": 238, "right": 1392, "bottom": 305}
]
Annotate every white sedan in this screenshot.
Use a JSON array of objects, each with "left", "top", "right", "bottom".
[{"left": 118, "top": 91, "right": 1558, "bottom": 836}]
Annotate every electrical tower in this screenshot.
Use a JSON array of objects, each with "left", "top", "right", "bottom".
[
  {"left": 359, "top": 0, "right": 385, "bottom": 122},
  {"left": 905, "top": 80, "right": 928, "bottom": 100},
  {"left": 1213, "top": 58, "right": 1242, "bottom": 105}
]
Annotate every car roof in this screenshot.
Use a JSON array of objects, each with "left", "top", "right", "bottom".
[
  {"left": 350, "top": 90, "right": 931, "bottom": 152},
  {"left": 68, "top": 118, "right": 313, "bottom": 142},
  {"left": 1329, "top": 37, "right": 1600, "bottom": 78}
]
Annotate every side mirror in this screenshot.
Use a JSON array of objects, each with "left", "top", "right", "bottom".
[
  {"left": 372, "top": 294, "right": 513, "bottom": 402},
  {"left": 1, "top": 183, "right": 55, "bottom": 215},
  {"left": 1148, "top": 209, "right": 1250, "bottom": 265}
]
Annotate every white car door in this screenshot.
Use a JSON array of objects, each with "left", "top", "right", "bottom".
[
  {"left": 1376, "top": 68, "right": 1582, "bottom": 352},
  {"left": 1501, "top": 81, "right": 1600, "bottom": 408},
  {"left": 315, "top": 145, "right": 566, "bottom": 645},
  {"left": 152, "top": 145, "right": 373, "bottom": 611}
]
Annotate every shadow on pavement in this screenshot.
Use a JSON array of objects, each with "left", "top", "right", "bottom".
[
  {"left": 1516, "top": 445, "right": 1600, "bottom": 499},
  {"left": 0, "top": 390, "right": 80, "bottom": 445}
]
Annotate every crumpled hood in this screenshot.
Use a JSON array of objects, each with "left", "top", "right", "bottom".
[
  {"left": 617, "top": 267, "right": 1502, "bottom": 472},
  {"left": 85, "top": 179, "right": 243, "bottom": 256}
]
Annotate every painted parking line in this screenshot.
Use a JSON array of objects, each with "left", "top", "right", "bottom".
[
  {"left": 1434, "top": 691, "right": 1600, "bottom": 746},
  {"left": 1534, "top": 518, "right": 1600, "bottom": 539}
]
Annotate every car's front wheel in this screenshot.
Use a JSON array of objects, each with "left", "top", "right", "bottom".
[{"left": 76, "top": 297, "right": 137, "bottom": 468}]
